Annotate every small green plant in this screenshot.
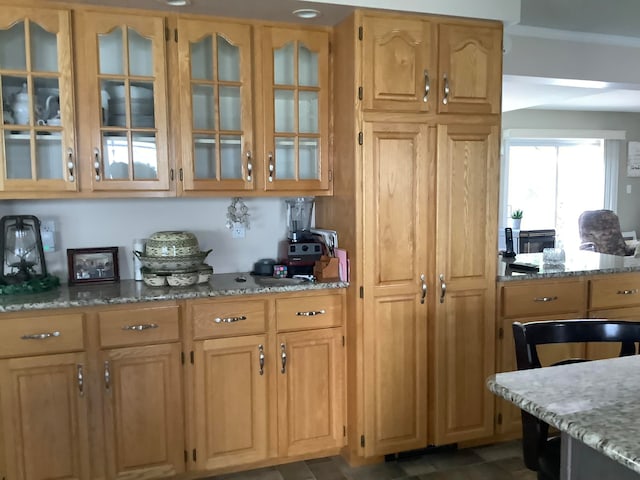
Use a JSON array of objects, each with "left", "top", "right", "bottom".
[{"left": 511, "top": 209, "right": 523, "bottom": 220}]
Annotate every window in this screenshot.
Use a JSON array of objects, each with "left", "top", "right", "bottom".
[{"left": 502, "top": 136, "right": 614, "bottom": 251}]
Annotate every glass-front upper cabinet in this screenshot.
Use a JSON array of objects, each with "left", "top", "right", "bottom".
[
  {"left": 78, "top": 11, "right": 170, "bottom": 192},
  {"left": 262, "top": 27, "right": 330, "bottom": 192},
  {"left": 177, "top": 19, "right": 253, "bottom": 192},
  {"left": 0, "top": 8, "right": 76, "bottom": 193}
]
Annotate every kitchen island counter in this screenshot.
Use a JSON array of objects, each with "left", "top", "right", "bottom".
[
  {"left": 498, "top": 250, "right": 640, "bottom": 282},
  {"left": 488, "top": 355, "right": 640, "bottom": 478},
  {"left": 0, "top": 272, "right": 348, "bottom": 312}
]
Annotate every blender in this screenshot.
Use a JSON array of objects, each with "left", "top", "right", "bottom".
[{"left": 279, "top": 197, "right": 323, "bottom": 276}]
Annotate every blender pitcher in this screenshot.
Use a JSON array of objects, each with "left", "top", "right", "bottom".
[{"left": 285, "top": 197, "right": 315, "bottom": 242}]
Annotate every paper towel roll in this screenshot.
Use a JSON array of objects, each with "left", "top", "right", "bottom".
[{"left": 133, "top": 238, "right": 146, "bottom": 281}]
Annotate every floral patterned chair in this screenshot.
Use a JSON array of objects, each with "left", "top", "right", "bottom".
[{"left": 578, "top": 209, "right": 635, "bottom": 256}]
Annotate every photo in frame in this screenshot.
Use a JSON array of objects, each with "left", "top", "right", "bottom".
[
  {"left": 67, "top": 247, "right": 120, "bottom": 285},
  {"left": 627, "top": 141, "right": 640, "bottom": 177}
]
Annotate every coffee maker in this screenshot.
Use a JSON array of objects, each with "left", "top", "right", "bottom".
[{"left": 279, "top": 197, "right": 323, "bottom": 276}]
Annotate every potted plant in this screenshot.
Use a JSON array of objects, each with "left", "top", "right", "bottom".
[{"left": 511, "top": 209, "right": 523, "bottom": 230}]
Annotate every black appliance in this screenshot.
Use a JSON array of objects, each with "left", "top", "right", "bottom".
[{"left": 519, "top": 229, "right": 556, "bottom": 254}]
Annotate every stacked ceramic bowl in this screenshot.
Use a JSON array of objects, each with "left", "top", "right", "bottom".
[
  {"left": 135, "top": 231, "right": 213, "bottom": 287},
  {"left": 108, "top": 85, "right": 155, "bottom": 128}
]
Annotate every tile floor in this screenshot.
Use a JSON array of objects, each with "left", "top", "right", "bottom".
[{"left": 209, "top": 441, "right": 537, "bottom": 480}]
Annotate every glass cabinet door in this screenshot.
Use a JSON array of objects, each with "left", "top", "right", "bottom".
[
  {"left": 0, "top": 8, "right": 76, "bottom": 192},
  {"left": 263, "top": 28, "right": 330, "bottom": 192},
  {"left": 79, "top": 11, "right": 169, "bottom": 192},
  {"left": 178, "top": 19, "right": 253, "bottom": 192}
]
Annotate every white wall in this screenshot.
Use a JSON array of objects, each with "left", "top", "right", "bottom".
[
  {"left": 0, "top": 197, "right": 298, "bottom": 281},
  {"left": 502, "top": 109, "right": 640, "bottom": 233}
]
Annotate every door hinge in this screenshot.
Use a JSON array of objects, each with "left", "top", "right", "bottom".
[
  {"left": 190, "top": 351, "right": 194, "bottom": 364},
  {"left": 165, "top": 27, "right": 169, "bottom": 41},
  {"left": 360, "top": 435, "right": 365, "bottom": 447},
  {"left": 328, "top": 41, "right": 332, "bottom": 54},
  {"left": 179, "top": 168, "right": 184, "bottom": 181},
  {"left": 358, "top": 26, "right": 363, "bottom": 41},
  {"left": 181, "top": 351, "right": 185, "bottom": 364},
  {"left": 343, "top": 425, "right": 346, "bottom": 437},
  {"left": 170, "top": 168, "right": 175, "bottom": 182},
  {"left": 342, "top": 335, "right": 345, "bottom": 347},
  {"left": 328, "top": 169, "right": 333, "bottom": 181},
  {"left": 359, "top": 286, "right": 364, "bottom": 298},
  {"left": 358, "top": 86, "right": 363, "bottom": 101},
  {"left": 192, "top": 449, "right": 197, "bottom": 461},
  {"left": 358, "top": 132, "right": 363, "bottom": 145},
  {"left": 174, "top": 28, "right": 178, "bottom": 43},
  {"left": 497, "top": 413, "right": 503, "bottom": 425},
  {"left": 184, "top": 450, "right": 187, "bottom": 463},
  {"left": 498, "top": 327, "right": 504, "bottom": 340}
]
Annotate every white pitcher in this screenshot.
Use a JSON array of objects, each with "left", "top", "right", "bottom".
[{"left": 11, "top": 84, "right": 30, "bottom": 125}]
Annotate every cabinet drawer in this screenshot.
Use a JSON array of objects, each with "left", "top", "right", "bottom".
[
  {"left": 0, "top": 313, "right": 84, "bottom": 358},
  {"left": 98, "top": 305, "right": 180, "bottom": 348},
  {"left": 192, "top": 299, "right": 267, "bottom": 339},
  {"left": 589, "top": 275, "right": 640, "bottom": 310},
  {"left": 276, "top": 294, "right": 343, "bottom": 331},
  {"left": 501, "top": 281, "right": 583, "bottom": 318}
]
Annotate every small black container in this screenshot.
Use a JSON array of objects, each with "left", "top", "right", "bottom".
[{"left": 252, "top": 258, "right": 276, "bottom": 276}]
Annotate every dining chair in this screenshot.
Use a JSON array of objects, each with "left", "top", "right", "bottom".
[{"left": 512, "top": 319, "right": 640, "bottom": 480}]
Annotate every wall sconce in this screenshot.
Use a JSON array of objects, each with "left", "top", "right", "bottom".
[{"left": 0, "top": 215, "right": 48, "bottom": 284}]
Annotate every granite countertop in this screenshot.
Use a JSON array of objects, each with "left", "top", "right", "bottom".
[
  {"left": 498, "top": 250, "right": 640, "bottom": 281},
  {"left": 487, "top": 356, "right": 640, "bottom": 474},
  {"left": 0, "top": 273, "right": 348, "bottom": 313}
]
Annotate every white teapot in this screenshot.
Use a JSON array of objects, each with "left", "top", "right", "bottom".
[{"left": 11, "top": 84, "right": 30, "bottom": 125}]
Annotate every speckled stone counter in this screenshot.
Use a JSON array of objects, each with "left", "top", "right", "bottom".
[
  {"left": 498, "top": 250, "right": 640, "bottom": 282},
  {"left": 0, "top": 272, "right": 348, "bottom": 313},
  {"left": 488, "top": 356, "right": 640, "bottom": 476}
]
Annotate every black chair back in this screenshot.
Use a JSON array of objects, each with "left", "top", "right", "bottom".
[{"left": 512, "top": 319, "right": 640, "bottom": 480}]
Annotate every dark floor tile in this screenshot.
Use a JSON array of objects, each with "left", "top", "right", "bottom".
[
  {"left": 278, "top": 461, "right": 315, "bottom": 480},
  {"left": 422, "top": 449, "right": 486, "bottom": 471},
  {"left": 345, "top": 461, "right": 407, "bottom": 480},
  {"left": 397, "top": 456, "right": 438, "bottom": 476},
  {"left": 215, "top": 466, "right": 283, "bottom": 480},
  {"left": 490, "top": 456, "right": 530, "bottom": 474},
  {"left": 472, "top": 441, "right": 523, "bottom": 463},
  {"left": 418, "top": 462, "right": 512, "bottom": 480},
  {"left": 306, "top": 457, "right": 350, "bottom": 480}
]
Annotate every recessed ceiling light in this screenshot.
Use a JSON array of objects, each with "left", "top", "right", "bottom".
[
  {"left": 164, "top": 0, "right": 191, "bottom": 6},
  {"left": 292, "top": 8, "right": 321, "bottom": 19}
]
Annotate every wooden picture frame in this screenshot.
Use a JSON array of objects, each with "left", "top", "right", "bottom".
[{"left": 67, "top": 247, "right": 120, "bottom": 285}]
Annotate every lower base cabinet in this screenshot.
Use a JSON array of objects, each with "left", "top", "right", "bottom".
[{"left": 0, "top": 352, "right": 91, "bottom": 480}]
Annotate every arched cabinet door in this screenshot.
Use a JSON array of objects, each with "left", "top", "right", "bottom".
[
  {"left": 177, "top": 18, "right": 254, "bottom": 193},
  {"left": 261, "top": 27, "right": 331, "bottom": 193},
  {"left": 77, "top": 10, "right": 171, "bottom": 193},
  {"left": 0, "top": 7, "right": 77, "bottom": 194}
]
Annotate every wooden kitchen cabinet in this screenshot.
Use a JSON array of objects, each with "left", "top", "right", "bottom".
[
  {"left": 75, "top": 9, "right": 172, "bottom": 193},
  {"left": 495, "top": 278, "right": 587, "bottom": 438},
  {"left": 359, "top": 12, "right": 501, "bottom": 115},
  {"left": 261, "top": 27, "right": 331, "bottom": 193},
  {"left": 360, "top": 121, "right": 430, "bottom": 456},
  {"left": 316, "top": 8, "right": 502, "bottom": 461},
  {"left": 95, "top": 304, "right": 184, "bottom": 479},
  {"left": 0, "top": 311, "right": 90, "bottom": 480},
  {"left": 186, "top": 290, "right": 344, "bottom": 472},
  {"left": 177, "top": 18, "right": 255, "bottom": 193},
  {"left": 429, "top": 122, "right": 500, "bottom": 445},
  {"left": 0, "top": 6, "right": 77, "bottom": 194}
]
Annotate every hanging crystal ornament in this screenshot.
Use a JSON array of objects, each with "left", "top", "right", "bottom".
[{"left": 226, "top": 197, "right": 250, "bottom": 230}]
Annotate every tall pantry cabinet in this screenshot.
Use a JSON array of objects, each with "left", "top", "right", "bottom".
[{"left": 315, "top": 9, "right": 502, "bottom": 460}]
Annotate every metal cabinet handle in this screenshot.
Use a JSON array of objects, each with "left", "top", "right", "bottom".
[
  {"left": 122, "top": 323, "right": 158, "bottom": 331},
  {"left": 268, "top": 152, "right": 274, "bottom": 183},
  {"left": 77, "top": 364, "right": 84, "bottom": 397},
  {"left": 21, "top": 331, "right": 60, "bottom": 340},
  {"left": 67, "top": 148, "right": 75, "bottom": 182},
  {"left": 420, "top": 273, "right": 427, "bottom": 304},
  {"left": 93, "top": 148, "right": 101, "bottom": 181},
  {"left": 214, "top": 315, "right": 247, "bottom": 323},
  {"left": 442, "top": 74, "right": 450, "bottom": 105},
  {"left": 246, "top": 151, "right": 253, "bottom": 182},
  {"left": 423, "top": 70, "right": 430, "bottom": 103},
  {"left": 533, "top": 296, "right": 558, "bottom": 302},
  {"left": 617, "top": 289, "right": 639, "bottom": 295},
  {"left": 104, "top": 360, "right": 111, "bottom": 391},
  {"left": 296, "top": 310, "right": 326, "bottom": 316},
  {"left": 258, "top": 344, "right": 265, "bottom": 376},
  {"left": 280, "top": 343, "right": 287, "bottom": 374},
  {"left": 439, "top": 274, "right": 447, "bottom": 303}
]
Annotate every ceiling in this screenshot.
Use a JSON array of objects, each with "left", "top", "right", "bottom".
[
  {"left": 503, "top": 0, "right": 640, "bottom": 113},
  {"left": 51, "top": 0, "right": 640, "bottom": 113}
]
